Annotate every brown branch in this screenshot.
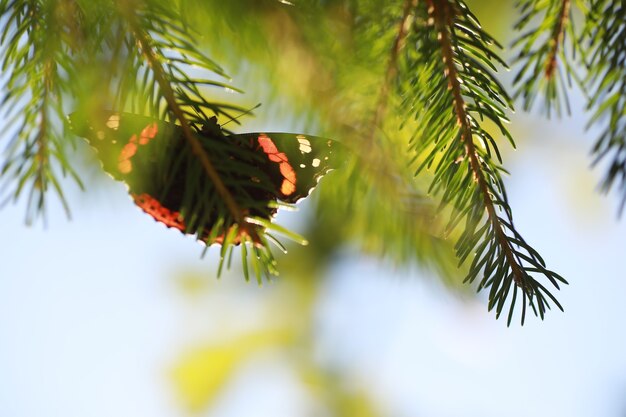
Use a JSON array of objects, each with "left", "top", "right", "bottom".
[
  {"left": 544, "top": 0, "right": 570, "bottom": 79},
  {"left": 33, "top": 90, "right": 49, "bottom": 218},
  {"left": 30, "top": 1, "right": 52, "bottom": 222},
  {"left": 36, "top": 61, "right": 53, "bottom": 189},
  {"left": 371, "top": 0, "right": 418, "bottom": 131},
  {"left": 331, "top": 0, "right": 449, "bottom": 259},
  {"left": 118, "top": 2, "right": 260, "bottom": 244},
  {"left": 361, "top": 0, "right": 418, "bottom": 195},
  {"left": 426, "top": 0, "right": 524, "bottom": 285}
]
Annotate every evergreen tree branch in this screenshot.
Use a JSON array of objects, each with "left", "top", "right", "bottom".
[
  {"left": 428, "top": 0, "right": 525, "bottom": 286},
  {"left": 171, "top": 1, "right": 462, "bottom": 281},
  {"left": 0, "top": 0, "right": 82, "bottom": 223},
  {"left": 116, "top": 0, "right": 261, "bottom": 244},
  {"left": 33, "top": 62, "right": 52, "bottom": 219},
  {"left": 512, "top": 0, "right": 581, "bottom": 116},
  {"left": 2, "top": 0, "right": 280, "bottom": 278},
  {"left": 353, "top": 0, "right": 457, "bottom": 275},
  {"left": 583, "top": 0, "right": 626, "bottom": 212},
  {"left": 544, "top": 0, "right": 570, "bottom": 80},
  {"left": 372, "top": 0, "right": 417, "bottom": 131},
  {"left": 406, "top": 0, "right": 566, "bottom": 324}
]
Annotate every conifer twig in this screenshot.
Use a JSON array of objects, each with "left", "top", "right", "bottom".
[
  {"left": 583, "top": 0, "right": 626, "bottom": 213},
  {"left": 512, "top": 0, "right": 578, "bottom": 115},
  {"left": 544, "top": 0, "right": 570, "bottom": 79},
  {"left": 372, "top": 0, "right": 417, "bottom": 131},
  {"left": 365, "top": 0, "right": 418, "bottom": 184},
  {"left": 32, "top": 62, "right": 51, "bottom": 223},
  {"left": 118, "top": 1, "right": 260, "bottom": 244},
  {"left": 426, "top": 0, "right": 524, "bottom": 286}
]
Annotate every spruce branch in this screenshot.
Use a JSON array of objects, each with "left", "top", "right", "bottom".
[
  {"left": 511, "top": 0, "right": 581, "bottom": 116},
  {"left": 428, "top": 0, "right": 523, "bottom": 283},
  {"left": 583, "top": 0, "right": 626, "bottom": 212},
  {"left": 116, "top": 0, "right": 261, "bottom": 245},
  {"left": 171, "top": 1, "right": 461, "bottom": 281},
  {"left": 2, "top": 0, "right": 283, "bottom": 279},
  {"left": 351, "top": 0, "right": 457, "bottom": 274},
  {"left": 360, "top": 0, "right": 423, "bottom": 205},
  {"left": 371, "top": 0, "right": 417, "bottom": 132},
  {"left": 406, "top": 0, "right": 566, "bottom": 324},
  {"left": 0, "top": 0, "right": 83, "bottom": 223},
  {"left": 545, "top": 0, "right": 571, "bottom": 80}
]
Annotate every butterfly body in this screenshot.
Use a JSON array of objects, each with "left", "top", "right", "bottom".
[{"left": 69, "top": 111, "right": 341, "bottom": 244}]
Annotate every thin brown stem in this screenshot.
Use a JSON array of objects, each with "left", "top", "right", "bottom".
[
  {"left": 31, "top": 2, "right": 51, "bottom": 222},
  {"left": 544, "top": 0, "right": 570, "bottom": 79},
  {"left": 34, "top": 92, "right": 49, "bottom": 215},
  {"left": 118, "top": 2, "right": 260, "bottom": 244},
  {"left": 362, "top": 0, "right": 418, "bottom": 187},
  {"left": 371, "top": 0, "right": 418, "bottom": 131},
  {"left": 426, "top": 0, "right": 524, "bottom": 285}
]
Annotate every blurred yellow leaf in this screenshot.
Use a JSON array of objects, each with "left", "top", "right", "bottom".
[
  {"left": 170, "top": 328, "right": 294, "bottom": 412},
  {"left": 336, "top": 391, "right": 380, "bottom": 417},
  {"left": 174, "top": 272, "right": 211, "bottom": 297}
]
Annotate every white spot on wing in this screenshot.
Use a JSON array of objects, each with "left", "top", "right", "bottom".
[
  {"left": 300, "top": 164, "right": 306, "bottom": 168},
  {"left": 106, "top": 114, "right": 120, "bottom": 130},
  {"left": 312, "top": 158, "right": 320, "bottom": 167},
  {"left": 297, "top": 135, "right": 312, "bottom": 154}
]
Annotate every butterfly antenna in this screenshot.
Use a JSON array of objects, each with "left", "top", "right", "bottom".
[{"left": 221, "top": 103, "right": 262, "bottom": 127}]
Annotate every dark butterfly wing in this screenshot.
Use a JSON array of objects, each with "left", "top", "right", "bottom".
[
  {"left": 68, "top": 111, "right": 182, "bottom": 183},
  {"left": 228, "top": 132, "right": 341, "bottom": 204},
  {"left": 69, "top": 112, "right": 343, "bottom": 244},
  {"left": 68, "top": 111, "right": 193, "bottom": 232}
]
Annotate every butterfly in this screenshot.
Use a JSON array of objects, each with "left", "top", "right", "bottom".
[{"left": 68, "top": 111, "right": 341, "bottom": 245}]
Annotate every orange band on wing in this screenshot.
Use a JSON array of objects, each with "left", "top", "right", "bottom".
[
  {"left": 258, "top": 134, "right": 296, "bottom": 196},
  {"left": 117, "top": 122, "right": 159, "bottom": 174}
]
